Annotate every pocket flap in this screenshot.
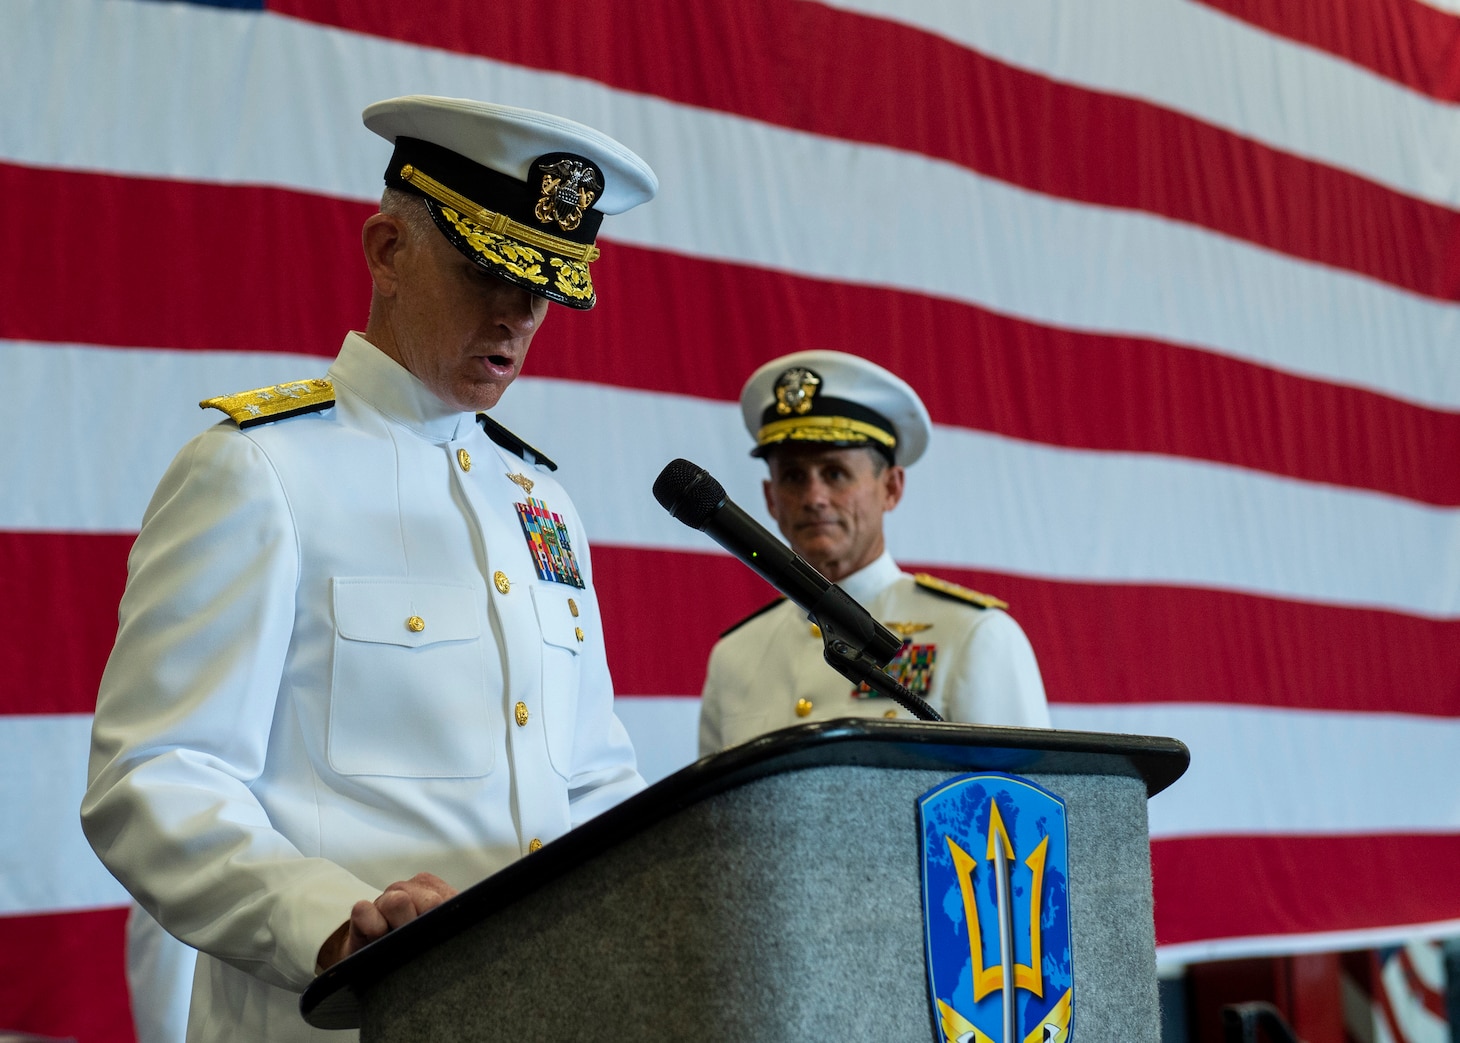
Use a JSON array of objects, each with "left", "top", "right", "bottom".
[
  {"left": 530, "top": 585, "right": 585, "bottom": 654},
  {"left": 333, "top": 578, "right": 480, "bottom": 647}
]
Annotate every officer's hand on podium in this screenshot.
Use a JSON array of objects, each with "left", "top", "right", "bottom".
[{"left": 316, "top": 871, "right": 457, "bottom": 972}]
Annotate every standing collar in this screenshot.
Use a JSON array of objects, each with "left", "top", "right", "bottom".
[
  {"left": 328, "top": 332, "right": 473, "bottom": 443},
  {"left": 836, "top": 550, "right": 902, "bottom": 605}
]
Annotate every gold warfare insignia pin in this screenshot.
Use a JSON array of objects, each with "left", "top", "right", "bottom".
[
  {"left": 774, "top": 366, "right": 821, "bottom": 416},
  {"left": 507, "top": 472, "right": 535, "bottom": 496},
  {"left": 886, "top": 621, "right": 933, "bottom": 638}
]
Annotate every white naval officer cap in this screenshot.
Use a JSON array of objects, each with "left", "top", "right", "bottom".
[
  {"left": 739, "top": 350, "right": 933, "bottom": 467},
  {"left": 363, "top": 94, "right": 658, "bottom": 310}
]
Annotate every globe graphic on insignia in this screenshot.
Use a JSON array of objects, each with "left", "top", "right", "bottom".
[{"left": 920, "top": 777, "right": 1072, "bottom": 1038}]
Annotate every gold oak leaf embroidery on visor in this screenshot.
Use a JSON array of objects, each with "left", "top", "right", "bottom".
[
  {"left": 441, "top": 206, "right": 550, "bottom": 286},
  {"left": 550, "top": 258, "right": 594, "bottom": 301}
]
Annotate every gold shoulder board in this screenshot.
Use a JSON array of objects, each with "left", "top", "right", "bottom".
[
  {"left": 913, "top": 573, "right": 1008, "bottom": 610},
  {"left": 720, "top": 597, "right": 786, "bottom": 638},
  {"left": 200, "top": 379, "right": 335, "bottom": 428}
]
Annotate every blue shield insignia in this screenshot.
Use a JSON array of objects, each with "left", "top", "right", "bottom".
[{"left": 918, "top": 773, "right": 1074, "bottom": 1043}]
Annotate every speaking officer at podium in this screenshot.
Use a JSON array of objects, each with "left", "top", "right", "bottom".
[
  {"left": 698, "top": 351, "right": 1051, "bottom": 755},
  {"left": 81, "top": 95, "right": 654, "bottom": 1041}
]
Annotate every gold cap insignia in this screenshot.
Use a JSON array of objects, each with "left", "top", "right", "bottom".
[
  {"left": 535, "top": 155, "right": 602, "bottom": 232},
  {"left": 773, "top": 367, "right": 821, "bottom": 416}
]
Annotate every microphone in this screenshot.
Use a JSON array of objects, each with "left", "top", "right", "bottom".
[{"left": 652, "top": 458, "right": 903, "bottom": 668}]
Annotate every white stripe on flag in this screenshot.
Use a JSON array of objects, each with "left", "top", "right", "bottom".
[
  {"left": 9, "top": 702, "right": 1460, "bottom": 913},
  {"left": 0, "top": 341, "right": 329, "bottom": 533},
  {"left": 7, "top": 341, "right": 1459, "bottom": 619},
  {"left": 1161, "top": 921, "right": 1460, "bottom": 971},
  {"left": 0, "top": 714, "right": 128, "bottom": 914},
  {"left": 1380, "top": 943, "right": 1451, "bottom": 1043},
  {"left": 613, "top": 697, "right": 701, "bottom": 785},
  {"left": 4, "top": 0, "right": 1460, "bottom": 410},
  {"left": 1054, "top": 704, "right": 1460, "bottom": 839},
  {"left": 817, "top": 0, "right": 1460, "bottom": 209}
]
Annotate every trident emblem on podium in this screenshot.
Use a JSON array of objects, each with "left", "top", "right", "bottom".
[{"left": 917, "top": 774, "right": 1075, "bottom": 1043}]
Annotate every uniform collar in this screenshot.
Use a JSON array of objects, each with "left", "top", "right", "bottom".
[
  {"left": 836, "top": 550, "right": 902, "bottom": 605},
  {"left": 329, "top": 332, "right": 474, "bottom": 444}
]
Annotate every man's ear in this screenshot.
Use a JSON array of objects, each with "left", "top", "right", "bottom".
[
  {"left": 763, "top": 477, "right": 780, "bottom": 523},
  {"left": 362, "top": 213, "right": 406, "bottom": 297},
  {"left": 881, "top": 463, "right": 906, "bottom": 511}
]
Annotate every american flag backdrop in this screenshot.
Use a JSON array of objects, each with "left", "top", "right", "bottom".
[
  {"left": 1342, "top": 941, "right": 1454, "bottom": 1043},
  {"left": 1370, "top": 942, "right": 1453, "bottom": 1043},
  {"left": 3, "top": 0, "right": 1459, "bottom": 1038}
]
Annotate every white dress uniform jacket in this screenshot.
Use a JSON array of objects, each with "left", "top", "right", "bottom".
[
  {"left": 127, "top": 901, "right": 196, "bottom": 1043},
  {"left": 699, "top": 551, "right": 1050, "bottom": 755},
  {"left": 82, "top": 333, "right": 643, "bottom": 1042}
]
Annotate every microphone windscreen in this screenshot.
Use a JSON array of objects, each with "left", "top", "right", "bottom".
[{"left": 652, "top": 458, "right": 726, "bottom": 528}]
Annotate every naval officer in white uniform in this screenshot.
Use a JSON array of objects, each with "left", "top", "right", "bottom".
[
  {"left": 699, "top": 351, "right": 1051, "bottom": 755},
  {"left": 82, "top": 95, "right": 656, "bottom": 1041}
]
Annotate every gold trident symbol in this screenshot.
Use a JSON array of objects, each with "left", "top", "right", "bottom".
[{"left": 946, "top": 800, "right": 1050, "bottom": 1040}]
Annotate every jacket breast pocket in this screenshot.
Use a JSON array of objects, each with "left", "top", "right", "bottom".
[
  {"left": 530, "top": 585, "right": 584, "bottom": 779},
  {"left": 328, "top": 578, "right": 494, "bottom": 778}
]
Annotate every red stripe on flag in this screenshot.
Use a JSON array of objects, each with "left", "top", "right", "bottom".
[
  {"left": 591, "top": 247, "right": 1460, "bottom": 508},
  {"left": 0, "top": 907, "right": 134, "bottom": 1042},
  {"left": 0, "top": 162, "right": 367, "bottom": 358},
  {"left": 0, "top": 531, "right": 131, "bottom": 716},
  {"left": 1152, "top": 833, "right": 1460, "bottom": 947},
  {"left": 1195, "top": 0, "right": 1460, "bottom": 104},
  {"left": 8, "top": 162, "right": 1458, "bottom": 507},
  {"left": 1373, "top": 950, "right": 1412, "bottom": 1042},
  {"left": 1396, "top": 945, "right": 1450, "bottom": 1019},
  {"left": 271, "top": 0, "right": 1460, "bottom": 301},
  {"left": 954, "top": 570, "right": 1460, "bottom": 717},
  {"left": 9, "top": 535, "right": 1458, "bottom": 717},
  {"left": 592, "top": 548, "right": 1460, "bottom": 715}
]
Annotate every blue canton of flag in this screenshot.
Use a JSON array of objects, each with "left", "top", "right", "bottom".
[{"left": 918, "top": 773, "right": 1074, "bottom": 1043}]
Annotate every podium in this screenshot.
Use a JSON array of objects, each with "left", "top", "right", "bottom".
[{"left": 302, "top": 719, "right": 1188, "bottom": 1041}]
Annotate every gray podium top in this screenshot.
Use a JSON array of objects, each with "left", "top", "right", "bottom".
[{"left": 301, "top": 718, "right": 1189, "bottom": 1030}]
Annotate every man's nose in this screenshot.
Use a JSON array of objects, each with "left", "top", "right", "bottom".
[
  {"left": 802, "top": 474, "right": 832, "bottom": 504},
  {"left": 491, "top": 287, "right": 542, "bottom": 335}
]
